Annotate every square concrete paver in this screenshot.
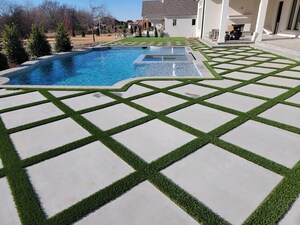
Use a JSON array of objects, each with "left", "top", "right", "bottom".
[
  {"left": 113, "top": 119, "right": 196, "bottom": 162},
  {"left": 271, "top": 59, "right": 296, "bottom": 64},
  {"left": 246, "top": 56, "right": 268, "bottom": 62},
  {"left": 199, "top": 79, "right": 240, "bottom": 88},
  {"left": 27, "top": 142, "right": 133, "bottom": 217},
  {"left": 62, "top": 93, "right": 114, "bottom": 111},
  {"left": 74, "top": 181, "right": 198, "bottom": 225},
  {"left": 1, "top": 103, "right": 64, "bottom": 129},
  {"left": 231, "top": 60, "right": 256, "bottom": 65},
  {"left": 221, "top": 120, "right": 300, "bottom": 168},
  {"left": 0, "top": 89, "right": 21, "bottom": 96},
  {"left": 258, "top": 62, "right": 289, "bottom": 69},
  {"left": 223, "top": 71, "right": 261, "bottom": 80},
  {"left": 214, "top": 69, "right": 227, "bottom": 74},
  {"left": 237, "top": 52, "right": 255, "bottom": 56},
  {"left": 275, "top": 71, "right": 300, "bottom": 79},
  {"left": 258, "top": 77, "right": 300, "bottom": 88},
  {"left": 206, "top": 93, "right": 265, "bottom": 112},
  {"left": 278, "top": 197, "right": 300, "bottom": 225},
  {"left": 49, "top": 90, "right": 82, "bottom": 98},
  {"left": 132, "top": 93, "right": 186, "bottom": 112},
  {"left": 163, "top": 144, "right": 282, "bottom": 225},
  {"left": 259, "top": 104, "right": 300, "bottom": 128},
  {"left": 0, "top": 178, "right": 22, "bottom": 225},
  {"left": 0, "top": 92, "right": 46, "bottom": 110},
  {"left": 286, "top": 93, "right": 300, "bottom": 105},
  {"left": 83, "top": 104, "right": 147, "bottom": 131},
  {"left": 168, "top": 104, "right": 236, "bottom": 132},
  {"left": 223, "top": 55, "right": 244, "bottom": 59},
  {"left": 214, "top": 63, "right": 242, "bottom": 70},
  {"left": 211, "top": 58, "right": 230, "bottom": 63},
  {"left": 10, "top": 118, "right": 90, "bottom": 159},
  {"left": 235, "top": 84, "right": 287, "bottom": 98},
  {"left": 259, "top": 54, "right": 277, "bottom": 58},
  {"left": 169, "top": 84, "right": 217, "bottom": 98},
  {"left": 242, "top": 67, "right": 276, "bottom": 74},
  {"left": 112, "top": 85, "right": 152, "bottom": 99},
  {"left": 141, "top": 80, "right": 181, "bottom": 89}
]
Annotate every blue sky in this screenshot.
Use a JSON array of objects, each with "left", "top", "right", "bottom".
[{"left": 15, "top": 0, "right": 142, "bottom": 21}]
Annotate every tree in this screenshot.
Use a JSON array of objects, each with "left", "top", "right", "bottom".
[
  {"left": 0, "top": 52, "right": 9, "bottom": 71},
  {"left": 89, "top": 0, "right": 109, "bottom": 42},
  {"left": 138, "top": 26, "right": 142, "bottom": 37},
  {"left": 54, "top": 22, "right": 72, "bottom": 52},
  {"left": 28, "top": 24, "right": 51, "bottom": 58},
  {"left": 2, "top": 24, "right": 28, "bottom": 65}
]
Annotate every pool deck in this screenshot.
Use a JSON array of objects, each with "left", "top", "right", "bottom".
[{"left": 0, "top": 39, "right": 299, "bottom": 225}]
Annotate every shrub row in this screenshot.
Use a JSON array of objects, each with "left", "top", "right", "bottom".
[{"left": 0, "top": 23, "right": 72, "bottom": 71}]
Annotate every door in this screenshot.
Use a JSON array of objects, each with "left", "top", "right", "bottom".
[{"left": 274, "top": 1, "right": 284, "bottom": 34}]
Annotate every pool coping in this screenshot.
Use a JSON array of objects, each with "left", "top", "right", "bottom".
[{"left": 0, "top": 46, "right": 215, "bottom": 89}]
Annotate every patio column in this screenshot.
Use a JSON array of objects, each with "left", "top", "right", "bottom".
[
  {"left": 217, "top": 0, "right": 230, "bottom": 43},
  {"left": 252, "top": 0, "right": 269, "bottom": 42}
]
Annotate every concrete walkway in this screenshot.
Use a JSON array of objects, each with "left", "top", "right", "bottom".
[{"left": 0, "top": 40, "right": 299, "bottom": 225}]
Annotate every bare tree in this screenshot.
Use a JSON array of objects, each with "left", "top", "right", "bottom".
[{"left": 89, "top": 0, "right": 109, "bottom": 42}]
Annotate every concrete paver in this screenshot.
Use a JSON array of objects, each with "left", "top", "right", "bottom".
[
  {"left": 75, "top": 181, "right": 199, "bottom": 225},
  {"left": 168, "top": 104, "right": 236, "bottom": 132},
  {"left": 27, "top": 142, "right": 133, "bottom": 217},
  {"left": 1, "top": 103, "right": 64, "bottom": 129},
  {"left": 0, "top": 178, "right": 22, "bottom": 225},
  {"left": 112, "top": 85, "right": 152, "bottom": 98},
  {"left": 259, "top": 104, "right": 300, "bottom": 128},
  {"left": 235, "top": 83, "right": 287, "bottom": 98},
  {"left": 83, "top": 103, "right": 147, "bottom": 131},
  {"left": 169, "top": 84, "right": 217, "bottom": 98},
  {"left": 279, "top": 197, "right": 300, "bottom": 225},
  {"left": 163, "top": 144, "right": 282, "bottom": 225},
  {"left": 221, "top": 120, "right": 300, "bottom": 168},
  {"left": 206, "top": 92, "right": 265, "bottom": 112},
  {"left": 132, "top": 93, "right": 186, "bottom": 112},
  {"left": 0, "top": 92, "right": 46, "bottom": 110},
  {"left": 62, "top": 93, "right": 115, "bottom": 111},
  {"left": 10, "top": 118, "right": 90, "bottom": 159},
  {"left": 113, "top": 119, "right": 196, "bottom": 162}
]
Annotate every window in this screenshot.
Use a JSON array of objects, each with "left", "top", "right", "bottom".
[
  {"left": 288, "top": 0, "right": 298, "bottom": 30},
  {"left": 192, "top": 19, "right": 196, "bottom": 26},
  {"left": 173, "top": 19, "right": 177, "bottom": 26}
]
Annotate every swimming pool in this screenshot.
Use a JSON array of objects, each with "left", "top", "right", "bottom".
[{"left": 4, "top": 47, "right": 202, "bottom": 86}]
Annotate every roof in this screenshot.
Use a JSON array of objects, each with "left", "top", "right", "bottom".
[{"left": 142, "top": 0, "right": 198, "bottom": 18}]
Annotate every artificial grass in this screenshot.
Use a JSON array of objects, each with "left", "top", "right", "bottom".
[{"left": 0, "top": 39, "right": 299, "bottom": 225}]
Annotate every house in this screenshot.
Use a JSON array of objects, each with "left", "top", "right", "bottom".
[
  {"left": 142, "top": 0, "right": 198, "bottom": 37},
  {"left": 197, "top": 0, "right": 300, "bottom": 43},
  {"left": 143, "top": 0, "right": 300, "bottom": 43}
]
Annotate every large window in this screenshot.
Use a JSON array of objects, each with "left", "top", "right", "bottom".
[
  {"left": 294, "top": 5, "right": 300, "bottom": 30},
  {"left": 287, "top": 0, "right": 299, "bottom": 30}
]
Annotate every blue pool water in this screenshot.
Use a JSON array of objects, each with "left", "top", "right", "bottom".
[{"left": 6, "top": 47, "right": 201, "bottom": 86}]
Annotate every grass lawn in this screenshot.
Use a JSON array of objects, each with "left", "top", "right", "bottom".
[{"left": 119, "top": 37, "right": 188, "bottom": 42}]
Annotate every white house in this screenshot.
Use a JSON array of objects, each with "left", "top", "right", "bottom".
[
  {"left": 142, "top": 0, "right": 198, "bottom": 37},
  {"left": 143, "top": 0, "right": 300, "bottom": 43}
]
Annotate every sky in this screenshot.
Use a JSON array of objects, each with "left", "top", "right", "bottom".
[{"left": 15, "top": 0, "right": 143, "bottom": 21}]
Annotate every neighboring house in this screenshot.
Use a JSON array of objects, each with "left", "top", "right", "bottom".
[
  {"left": 142, "top": 0, "right": 198, "bottom": 37},
  {"left": 143, "top": 0, "right": 300, "bottom": 43}
]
